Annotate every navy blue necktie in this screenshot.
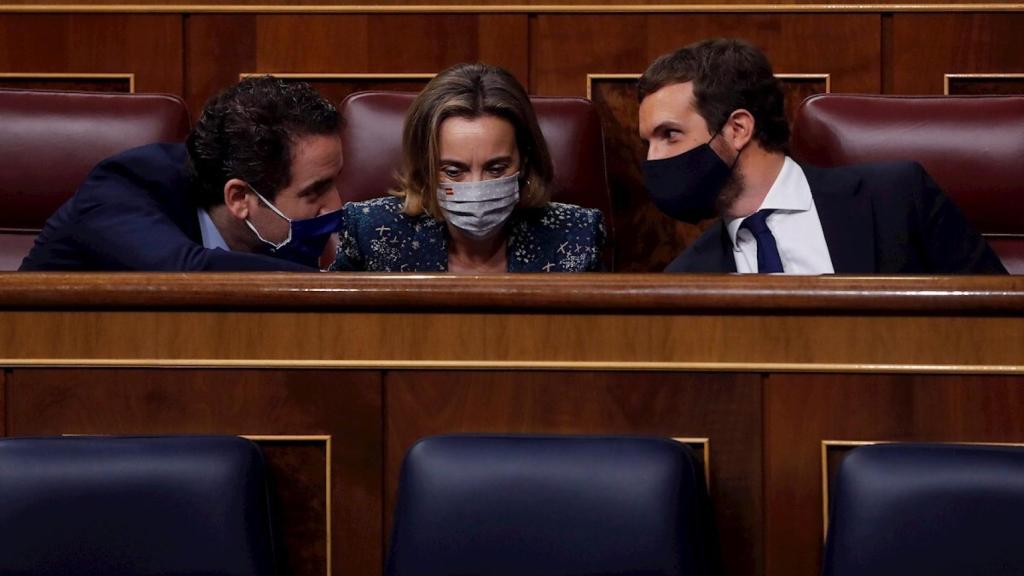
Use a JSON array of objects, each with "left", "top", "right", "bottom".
[{"left": 739, "top": 209, "right": 784, "bottom": 273}]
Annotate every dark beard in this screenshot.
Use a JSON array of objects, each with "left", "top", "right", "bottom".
[{"left": 715, "top": 168, "right": 744, "bottom": 214}]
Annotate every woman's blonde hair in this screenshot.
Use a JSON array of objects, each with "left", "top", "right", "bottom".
[{"left": 393, "top": 63, "right": 554, "bottom": 219}]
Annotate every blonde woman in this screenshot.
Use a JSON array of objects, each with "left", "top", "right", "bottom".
[{"left": 331, "top": 63, "right": 605, "bottom": 273}]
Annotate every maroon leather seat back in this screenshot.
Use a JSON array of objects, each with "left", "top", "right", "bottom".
[
  {"left": 791, "top": 94, "right": 1024, "bottom": 274},
  {"left": 338, "top": 91, "right": 614, "bottom": 261},
  {"left": 0, "top": 89, "right": 191, "bottom": 270}
]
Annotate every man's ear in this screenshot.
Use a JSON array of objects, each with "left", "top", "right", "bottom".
[
  {"left": 722, "top": 109, "right": 755, "bottom": 151},
  {"left": 223, "top": 178, "right": 251, "bottom": 220}
]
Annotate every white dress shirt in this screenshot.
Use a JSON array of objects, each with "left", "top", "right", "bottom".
[
  {"left": 725, "top": 157, "right": 834, "bottom": 274},
  {"left": 196, "top": 207, "right": 231, "bottom": 251}
]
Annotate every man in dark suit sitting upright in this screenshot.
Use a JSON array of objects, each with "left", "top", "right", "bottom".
[
  {"left": 638, "top": 38, "right": 1006, "bottom": 274},
  {"left": 20, "top": 76, "right": 344, "bottom": 271}
]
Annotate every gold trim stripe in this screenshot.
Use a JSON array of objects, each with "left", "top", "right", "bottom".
[
  {"left": 1, "top": 3, "right": 1022, "bottom": 12},
  {"left": 0, "top": 72, "right": 135, "bottom": 92},
  {"left": 586, "top": 73, "right": 639, "bottom": 100},
  {"left": 1, "top": 358, "right": 1022, "bottom": 373},
  {"left": 944, "top": 72, "right": 1024, "bottom": 94},
  {"left": 673, "top": 437, "right": 711, "bottom": 488},
  {"left": 240, "top": 72, "right": 437, "bottom": 80},
  {"left": 820, "top": 439, "right": 1024, "bottom": 538},
  {"left": 777, "top": 72, "right": 832, "bottom": 93}
]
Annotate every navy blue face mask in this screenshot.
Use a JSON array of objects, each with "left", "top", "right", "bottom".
[
  {"left": 245, "top": 187, "right": 344, "bottom": 269},
  {"left": 643, "top": 135, "right": 734, "bottom": 224}
]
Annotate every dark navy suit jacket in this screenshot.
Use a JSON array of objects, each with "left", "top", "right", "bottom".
[
  {"left": 666, "top": 161, "right": 1007, "bottom": 274},
  {"left": 19, "top": 143, "right": 312, "bottom": 271}
]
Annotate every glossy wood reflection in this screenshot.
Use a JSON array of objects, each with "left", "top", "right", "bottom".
[
  {"left": 891, "top": 14, "right": 1024, "bottom": 94},
  {"left": 385, "top": 370, "right": 763, "bottom": 576},
  {"left": 0, "top": 76, "right": 132, "bottom": 92},
  {"left": 5, "top": 368, "right": 383, "bottom": 576},
  {"left": 257, "top": 439, "right": 330, "bottom": 576},
  {"left": 0, "top": 14, "right": 182, "bottom": 94},
  {"left": 947, "top": 76, "right": 1024, "bottom": 95},
  {"left": 763, "top": 373, "right": 1024, "bottom": 576},
  {"left": 185, "top": 14, "right": 527, "bottom": 119}
]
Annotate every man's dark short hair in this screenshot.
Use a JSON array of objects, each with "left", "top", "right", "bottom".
[
  {"left": 187, "top": 75, "right": 341, "bottom": 208},
  {"left": 638, "top": 38, "right": 789, "bottom": 153}
]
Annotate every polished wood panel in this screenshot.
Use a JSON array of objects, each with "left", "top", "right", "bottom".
[
  {"left": 257, "top": 438, "right": 330, "bottom": 576},
  {"left": 385, "top": 370, "right": 763, "bottom": 576},
  {"left": 533, "top": 14, "right": 880, "bottom": 270},
  {"left": 1, "top": 275, "right": 1023, "bottom": 576},
  {"left": 891, "top": 14, "right": 1024, "bottom": 94},
  {"left": 764, "top": 373, "right": 1024, "bottom": 576},
  {"left": 0, "top": 15, "right": 182, "bottom": 93},
  {"left": 5, "top": 368, "right": 383, "bottom": 576},
  {"left": 946, "top": 74, "right": 1024, "bottom": 95},
  {"left": 2, "top": 273, "right": 1022, "bottom": 312},
  {"left": 186, "top": 14, "right": 528, "bottom": 118},
  {"left": 0, "top": 75, "right": 132, "bottom": 92},
  {"left": 283, "top": 77, "right": 432, "bottom": 108},
  {"left": 2, "top": 0, "right": 1023, "bottom": 7},
  {"left": 532, "top": 15, "right": 879, "bottom": 103},
  {"left": 0, "top": 275, "right": 1022, "bottom": 370}
]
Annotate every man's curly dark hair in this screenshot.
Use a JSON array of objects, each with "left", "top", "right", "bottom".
[{"left": 186, "top": 75, "right": 340, "bottom": 208}]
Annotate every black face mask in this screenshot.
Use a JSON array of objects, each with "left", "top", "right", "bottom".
[{"left": 643, "top": 136, "right": 733, "bottom": 224}]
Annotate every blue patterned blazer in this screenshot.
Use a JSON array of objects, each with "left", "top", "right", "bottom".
[{"left": 331, "top": 196, "right": 605, "bottom": 272}]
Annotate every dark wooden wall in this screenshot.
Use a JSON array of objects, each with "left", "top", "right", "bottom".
[
  {"left": 5, "top": 368, "right": 1024, "bottom": 576},
  {"left": 1, "top": 273, "right": 1023, "bottom": 576},
  {"left": 1, "top": 8, "right": 1021, "bottom": 270}
]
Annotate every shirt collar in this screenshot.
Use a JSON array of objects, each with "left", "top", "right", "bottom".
[
  {"left": 725, "top": 156, "right": 811, "bottom": 248},
  {"left": 196, "top": 207, "right": 231, "bottom": 251}
]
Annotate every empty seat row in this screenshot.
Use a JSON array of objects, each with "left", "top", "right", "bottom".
[{"left": 1, "top": 434, "right": 1022, "bottom": 576}]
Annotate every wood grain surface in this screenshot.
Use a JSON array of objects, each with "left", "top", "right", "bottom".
[
  {"left": 385, "top": 370, "right": 763, "bottom": 576},
  {"left": 764, "top": 373, "right": 1024, "bottom": 576},
  {"left": 5, "top": 368, "right": 383, "bottom": 576},
  {"left": 1, "top": 274, "right": 1023, "bottom": 576}
]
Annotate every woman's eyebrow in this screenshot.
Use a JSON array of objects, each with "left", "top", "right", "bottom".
[{"left": 483, "top": 156, "right": 514, "bottom": 165}]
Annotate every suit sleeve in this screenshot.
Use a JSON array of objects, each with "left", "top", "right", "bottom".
[
  {"left": 70, "top": 155, "right": 312, "bottom": 272},
  {"left": 909, "top": 163, "right": 1008, "bottom": 274}
]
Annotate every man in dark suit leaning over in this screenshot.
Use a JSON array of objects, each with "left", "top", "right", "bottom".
[
  {"left": 638, "top": 38, "right": 1007, "bottom": 274},
  {"left": 20, "top": 76, "right": 344, "bottom": 271}
]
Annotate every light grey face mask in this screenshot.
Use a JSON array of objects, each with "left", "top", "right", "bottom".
[{"left": 436, "top": 172, "right": 520, "bottom": 239}]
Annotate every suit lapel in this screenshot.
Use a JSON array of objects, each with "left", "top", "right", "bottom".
[
  {"left": 675, "top": 220, "right": 736, "bottom": 273},
  {"left": 802, "top": 163, "right": 875, "bottom": 273},
  {"left": 713, "top": 222, "right": 738, "bottom": 272}
]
